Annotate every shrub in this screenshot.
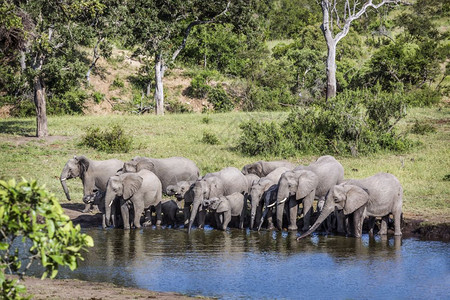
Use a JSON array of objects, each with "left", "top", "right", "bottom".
[
  {"left": 187, "top": 73, "right": 211, "bottom": 98},
  {"left": 410, "top": 119, "right": 436, "bottom": 134},
  {"left": 166, "top": 100, "right": 192, "bottom": 114},
  {"left": 111, "top": 77, "right": 125, "bottom": 89},
  {"left": 208, "top": 86, "right": 234, "bottom": 112},
  {"left": 81, "top": 124, "right": 133, "bottom": 153},
  {"left": 201, "top": 131, "right": 220, "bottom": 145},
  {"left": 48, "top": 88, "right": 88, "bottom": 115},
  {"left": 92, "top": 91, "right": 105, "bottom": 103},
  {"left": 0, "top": 178, "right": 93, "bottom": 299},
  {"left": 202, "top": 115, "right": 211, "bottom": 124},
  {"left": 238, "top": 89, "right": 413, "bottom": 157}
]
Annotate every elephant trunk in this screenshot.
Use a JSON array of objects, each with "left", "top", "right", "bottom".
[
  {"left": 188, "top": 199, "right": 201, "bottom": 233},
  {"left": 104, "top": 189, "right": 115, "bottom": 228},
  {"left": 257, "top": 207, "right": 269, "bottom": 231},
  {"left": 297, "top": 205, "right": 334, "bottom": 240},
  {"left": 276, "top": 187, "right": 289, "bottom": 230},
  {"left": 60, "top": 168, "right": 71, "bottom": 200},
  {"left": 250, "top": 195, "right": 259, "bottom": 230}
]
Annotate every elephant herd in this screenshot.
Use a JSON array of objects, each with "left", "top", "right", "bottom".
[{"left": 60, "top": 155, "right": 403, "bottom": 239}]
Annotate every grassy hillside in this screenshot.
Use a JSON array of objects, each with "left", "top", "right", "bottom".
[{"left": 0, "top": 106, "right": 448, "bottom": 224}]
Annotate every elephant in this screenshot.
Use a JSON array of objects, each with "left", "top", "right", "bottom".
[
  {"left": 83, "top": 190, "right": 119, "bottom": 229},
  {"left": 249, "top": 167, "right": 291, "bottom": 230},
  {"left": 160, "top": 200, "right": 180, "bottom": 227},
  {"left": 166, "top": 180, "right": 195, "bottom": 226},
  {"left": 242, "top": 160, "right": 295, "bottom": 177},
  {"left": 60, "top": 156, "right": 123, "bottom": 212},
  {"left": 104, "top": 169, "right": 163, "bottom": 229},
  {"left": 188, "top": 167, "right": 247, "bottom": 233},
  {"left": 121, "top": 156, "right": 199, "bottom": 192},
  {"left": 202, "top": 192, "right": 246, "bottom": 230},
  {"left": 244, "top": 173, "right": 260, "bottom": 195},
  {"left": 298, "top": 172, "right": 403, "bottom": 240},
  {"left": 256, "top": 183, "right": 279, "bottom": 231},
  {"left": 276, "top": 155, "right": 344, "bottom": 232}
]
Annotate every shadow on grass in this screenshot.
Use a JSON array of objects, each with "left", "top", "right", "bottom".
[{"left": 0, "top": 120, "right": 35, "bottom": 136}]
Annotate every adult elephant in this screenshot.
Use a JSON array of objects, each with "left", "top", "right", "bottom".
[
  {"left": 276, "top": 155, "right": 344, "bottom": 232},
  {"left": 104, "top": 169, "right": 162, "bottom": 229},
  {"left": 249, "top": 167, "right": 291, "bottom": 230},
  {"left": 188, "top": 167, "right": 247, "bottom": 233},
  {"left": 60, "top": 156, "right": 123, "bottom": 212},
  {"left": 297, "top": 172, "right": 403, "bottom": 239},
  {"left": 122, "top": 156, "right": 199, "bottom": 192},
  {"left": 242, "top": 160, "right": 295, "bottom": 177}
]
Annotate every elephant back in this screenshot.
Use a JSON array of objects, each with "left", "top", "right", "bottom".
[
  {"left": 303, "top": 155, "right": 344, "bottom": 197},
  {"left": 216, "top": 167, "right": 247, "bottom": 196}
]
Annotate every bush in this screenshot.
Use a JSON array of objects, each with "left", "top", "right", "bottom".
[
  {"left": 0, "top": 178, "right": 93, "bottom": 299},
  {"left": 81, "top": 124, "right": 133, "bottom": 153},
  {"left": 187, "top": 73, "right": 211, "bottom": 98},
  {"left": 166, "top": 100, "right": 192, "bottom": 114},
  {"left": 201, "top": 131, "right": 220, "bottom": 145},
  {"left": 238, "top": 89, "right": 413, "bottom": 157},
  {"left": 208, "top": 86, "right": 234, "bottom": 112},
  {"left": 410, "top": 119, "right": 436, "bottom": 134}
]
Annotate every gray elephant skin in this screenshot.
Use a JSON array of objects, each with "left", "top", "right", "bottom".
[
  {"left": 60, "top": 155, "right": 123, "bottom": 212},
  {"left": 122, "top": 156, "right": 199, "bottom": 192},
  {"left": 276, "top": 155, "right": 344, "bottom": 231},
  {"left": 298, "top": 172, "right": 403, "bottom": 240},
  {"left": 249, "top": 167, "right": 291, "bottom": 230},
  {"left": 166, "top": 181, "right": 195, "bottom": 226},
  {"left": 188, "top": 167, "right": 247, "bottom": 233},
  {"left": 203, "top": 192, "right": 246, "bottom": 230},
  {"left": 242, "top": 160, "right": 295, "bottom": 177},
  {"left": 104, "top": 169, "right": 163, "bottom": 229},
  {"left": 83, "top": 190, "right": 120, "bottom": 229}
]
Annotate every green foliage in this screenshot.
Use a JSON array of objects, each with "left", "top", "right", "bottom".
[
  {"left": 239, "top": 89, "right": 413, "bottom": 157},
  {"left": 0, "top": 178, "right": 93, "bottom": 299},
  {"left": 410, "top": 120, "right": 436, "bottom": 135},
  {"left": 81, "top": 124, "right": 133, "bottom": 153},
  {"left": 241, "top": 84, "right": 298, "bottom": 111},
  {"left": 111, "top": 77, "right": 125, "bottom": 89},
  {"left": 48, "top": 88, "right": 88, "bottom": 115},
  {"left": 201, "top": 131, "right": 220, "bottom": 145},
  {"left": 166, "top": 99, "right": 192, "bottom": 114},
  {"left": 187, "top": 73, "right": 211, "bottom": 98},
  {"left": 201, "top": 115, "right": 211, "bottom": 124},
  {"left": 92, "top": 91, "right": 105, "bottom": 104},
  {"left": 208, "top": 86, "right": 234, "bottom": 112}
]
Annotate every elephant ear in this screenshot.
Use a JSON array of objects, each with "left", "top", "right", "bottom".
[
  {"left": 343, "top": 185, "right": 369, "bottom": 215},
  {"left": 255, "top": 162, "right": 264, "bottom": 177},
  {"left": 76, "top": 156, "right": 90, "bottom": 178},
  {"left": 216, "top": 198, "right": 229, "bottom": 213},
  {"left": 123, "top": 174, "right": 143, "bottom": 200},
  {"left": 296, "top": 171, "right": 318, "bottom": 200},
  {"left": 206, "top": 177, "right": 222, "bottom": 198},
  {"left": 137, "top": 159, "right": 155, "bottom": 172}
]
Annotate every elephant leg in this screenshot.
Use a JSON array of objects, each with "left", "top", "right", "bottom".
[
  {"left": 214, "top": 213, "right": 221, "bottom": 229},
  {"left": 301, "top": 193, "right": 314, "bottom": 231},
  {"left": 288, "top": 198, "right": 298, "bottom": 231},
  {"left": 120, "top": 200, "right": 130, "bottom": 230},
  {"left": 255, "top": 204, "right": 263, "bottom": 229},
  {"left": 223, "top": 211, "right": 231, "bottom": 230},
  {"left": 379, "top": 215, "right": 389, "bottom": 235},
  {"left": 336, "top": 210, "right": 346, "bottom": 234},
  {"left": 133, "top": 203, "right": 144, "bottom": 229},
  {"left": 102, "top": 214, "right": 107, "bottom": 229},
  {"left": 198, "top": 209, "right": 206, "bottom": 229},
  {"left": 82, "top": 202, "right": 92, "bottom": 213},
  {"left": 393, "top": 210, "right": 402, "bottom": 236},
  {"left": 267, "top": 209, "right": 274, "bottom": 230},
  {"left": 353, "top": 208, "right": 365, "bottom": 238},
  {"left": 155, "top": 202, "right": 162, "bottom": 226},
  {"left": 368, "top": 217, "right": 376, "bottom": 235},
  {"left": 347, "top": 213, "right": 355, "bottom": 236},
  {"left": 183, "top": 206, "right": 190, "bottom": 226}
]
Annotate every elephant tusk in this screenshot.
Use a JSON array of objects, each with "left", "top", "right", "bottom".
[
  {"left": 278, "top": 197, "right": 287, "bottom": 205},
  {"left": 60, "top": 178, "right": 67, "bottom": 181},
  {"left": 266, "top": 202, "right": 276, "bottom": 208},
  {"left": 108, "top": 200, "right": 114, "bottom": 207}
]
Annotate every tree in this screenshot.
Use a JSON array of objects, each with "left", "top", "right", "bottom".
[
  {"left": 1, "top": 0, "right": 103, "bottom": 137},
  {"left": 318, "top": 0, "right": 405, "bottom": 100},
  {"left": 0, "top": 179, "right": 93, "bottom": 299},
  {"left": 124, "top": 0, "right": 237, "bottom": 115}
]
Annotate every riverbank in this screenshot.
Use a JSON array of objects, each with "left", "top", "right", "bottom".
[{"left": 9, "top": 276, "right": 205, "bottom": 300}]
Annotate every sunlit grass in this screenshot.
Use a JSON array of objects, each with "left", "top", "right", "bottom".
[{"left": 0, "top": 106, "right": 448, "bottom": 222}]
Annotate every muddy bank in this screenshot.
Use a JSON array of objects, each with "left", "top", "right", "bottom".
[
  {"left": 9, "top": 275, "right": 205, "bottom": 300},
  {"left": 62, "top": 203, "right": 450, "bottom": 241}
]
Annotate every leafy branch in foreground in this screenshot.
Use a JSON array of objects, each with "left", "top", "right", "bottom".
[{"left": 0, "top": 179, "right": 94, "bottom": 299}]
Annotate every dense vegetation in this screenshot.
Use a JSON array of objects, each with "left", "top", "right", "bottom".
[{"left": 0, "top": 0, "right": 448, "bottom": 152}]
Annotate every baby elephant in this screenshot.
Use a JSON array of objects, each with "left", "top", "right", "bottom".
[{"left": 203, "top": 192, "right": 245, "bottom": 230}]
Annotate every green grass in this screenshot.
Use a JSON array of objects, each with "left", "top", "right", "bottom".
[{"left": 0, "top": 107, "right": 449, "bottom": 223}]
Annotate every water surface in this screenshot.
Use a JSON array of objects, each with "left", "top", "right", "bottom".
[{"left": 32, "top": 227, "right": 450, "bottom": 299}]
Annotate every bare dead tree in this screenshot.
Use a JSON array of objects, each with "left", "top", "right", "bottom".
[{"left": 318, "top": 0, "right": 408, "bottom": 100}]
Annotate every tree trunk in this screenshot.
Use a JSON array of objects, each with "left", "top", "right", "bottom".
[
  {"left": 34, "top": 76, "right": 48, "bottom": 137},
  {"left": 154, "top": 53, "right": 164, "bottom": 116},
  {"left": 325, "top": 42, "right": 337, "bottom": 100}
]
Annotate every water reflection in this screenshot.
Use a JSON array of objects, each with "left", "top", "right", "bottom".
[{"left": 27, "top": 228, "right": 449, "bottom": 299}]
